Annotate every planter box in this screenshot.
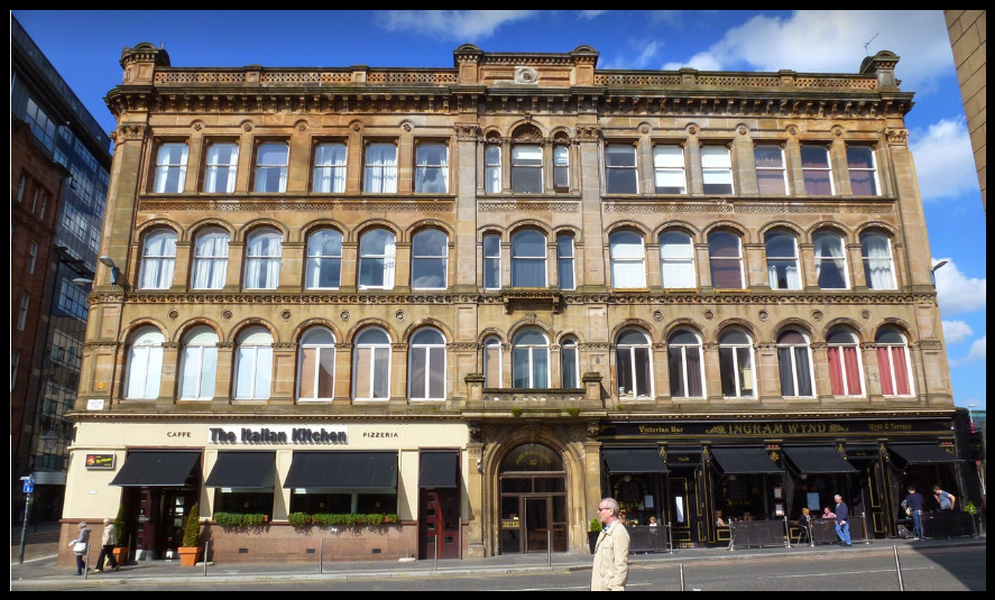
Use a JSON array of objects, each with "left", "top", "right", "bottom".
[
  {"left": 112, "top": 547, "right": 129, "bottom": 566},
  {"left": 177, "top": 546, "right": 203, "bottom": 567}
]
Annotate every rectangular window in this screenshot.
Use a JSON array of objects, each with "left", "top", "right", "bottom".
[
  {"left": 31, "top": 188, "right": 40, "bottom": 213},
  {"left": 801, "top": 145, "right": 834, "bottom": 195},
  {"left": 511, "top": 145, "right": 543, "bottom": 193},
  {"left": 847, "top": 146, "right": 879, "bottom": 196},
  {"left": 483, "top": 234, "right": 501, "bottom": 290},
  {"left": 605, "top": 144, "right": 638, "bottom": 194},
  {"left": 557, "top": 235, "right": 575, "bottom": 290},
  {"left": 553, "top": 146, "right": 570, "bottom": 191},
  {"left": 653, "top": 145, "right": 686, "bottom": 194},
  {"left": 415, "top": 142, "right": 449, "bottom": 193},
  {"left": 755, "top": 145, "right": 787, "bottom": 195},
  {"left": 18, "top": 293, "right": 30, "bottom": 330},
  {"left": 203, "top": 142, "right": 238, "bottom": 193},
  {"left": 25, "top": 97, "right": 58, "bottom": 151},
  {"left": 153, "top": 142, "right": 189, "bottom": 193},
  {"left": 28, "top": 241, "right": 39, "bottom": 274},
  {"left": 39, "top": 193, "right": 48, "bottom": 219},
  {"left": 485, "top": 145, "right": 502, "bottom": 194},
  {"left": 701, "top": 146, "right": 733, "bottom": 194},
  {"left": 364, "top": 142, "right": 398, "bottom": 193},
  {"left": 10, "top": 349, "right": 19, "bottom": 392},
  {"left": 313, "top": 142, "right": 347, "bottom": 193},
  {"left": 17, "top": 174, "right": 26, "bottom": 203},
  {"left": 254, "top": 142, "right": 289, "bottom": 193}
]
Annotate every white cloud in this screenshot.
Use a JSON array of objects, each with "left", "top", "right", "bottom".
[
  {"left": 579, "top": 11, "right": 606, "bottom": 20},
  {"left": 934, "top": 258, "right": 986, "bottom": 315},
  {"left": 942, "top": 320, "right": 974, "bottom": 345},
  {"left": 379, "top": 10, "right": 538, "bottom": 41},
  {"left": 910, "top": 118, "right": 980, "bottom": 202},
  {"left": 951, "top": 335, "right": 986, "bottom": 366}
]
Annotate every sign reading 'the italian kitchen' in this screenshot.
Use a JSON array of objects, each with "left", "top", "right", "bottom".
[{"left": 209, "top": 426, "right": 348, "bottom": 445}]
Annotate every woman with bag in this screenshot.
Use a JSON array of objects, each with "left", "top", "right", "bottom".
[{"left": 67, "top": 521, "right": 92, "bottom": 576}]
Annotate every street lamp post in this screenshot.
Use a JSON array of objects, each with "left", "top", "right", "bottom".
[{"left": 18, "top": 475, "right": 35, "bottom": 564}]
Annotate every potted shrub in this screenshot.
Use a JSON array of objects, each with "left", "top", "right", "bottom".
[
  {"left": 588, "top": 517, "right": 603, "bottom": 554},
  {"left": 111, "top": 505, "right": 129, "bottom": 566},
  {"left": 177, "top": 503, "right": 203, "bottom": 567}
]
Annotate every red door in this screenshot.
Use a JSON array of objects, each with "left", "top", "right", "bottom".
[{"left": 420, "top": 488, "right": 459, "bottom": 559}]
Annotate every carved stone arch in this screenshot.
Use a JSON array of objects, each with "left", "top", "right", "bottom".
[
  {"left": 511, "top": 121, "right": 545, "bottom": 141},
  {"left": 405, "top": 219, "right": 455, "bottom": 244},
  {"left": 550, "top": 128, "right": 572, "bottom": 144},
  {"left": 354, "top": 219, "right": 402, "bottom": 244},
  {"left": 712, "top": 319, "right": 759, "bottom": 345},
  {"left": 482, "top": 128, "right": 504, "bottom": 144},
  {"left": 821, "top": 318, "right": 865, "bottom": 344},
  {"left": 606, "top": 220, "right": 651, "bottom": 238},
  {"left": 121, "top": 319, "right": 170, "bottom": 344},
  {"left": 238, "top": 219, "right": 290, "bottom": 243},
  {"left": 806, "top": 221, "right": 853, "bottom": 243},
  {"left": 771, "top": 318, "right": 815, "bottom": 344},
  {"left": 874, "top": 318, "right": 918, "bottom": 344},
  {"left": 610, "top": 319, "right": 657, "bottom": 344},
  {"left": 189, "top": 219, "right": 236, "bottom": 243},
  {"left": 663, "top": 319, "right": 706, "bottom": 342},
  {"left": 401, "top": 317, "right": 453, "bottom": 345},
  {"left": 228, "top": 318, "right": 280, "bottom": 345},
  {"left": 477, "top": 327, "right": 505, "bottom": 345},
  {"left": 508, "top": 218, "right": 552, "bottom": 237},
  {"left": 299, "top": 220, "right": 347, "bottom": 245},
  {"left": 508, "top": 316, "right": 553, "bottom": 341},
  {"left": 703, "top": 220, "right": 749, "bottom": 240},
  {"left": 344, "top": 318, "right": 396, "bottom": 345},
  {"left": 759, "top": 220, "right": 805, "bottom": 240},
  {"left": 483, "top": 426, "right": 583, "bottom": 472},
  {"left": 855, "top": 221, "right": 899, "bottom": 239},
  {"left": 655, "top": 221, "right": 701, "bottom": 242},
  {"left": 175, "top": 318, "right": 224, "bottom": 343},
  {"left": 135, "top": 219, "right": 183, "bottom": 242},
  {"left": 291, "top": 318, "right": 342, "bottom": 345},
  {"left": 554, "top": 329, "right": 584, "bottom": 346}
]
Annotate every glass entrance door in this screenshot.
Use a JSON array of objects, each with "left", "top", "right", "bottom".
[{"left": 524, "top": 497, "right": 550, "bottom": 553}]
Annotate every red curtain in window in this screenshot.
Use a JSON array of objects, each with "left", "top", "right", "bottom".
[
  {"left": 891, "top": 347, "right": 911, "bottom": 395},
  {"left": 828, "top": 348, "right": 844, "bottom": 395},
  {"left": 879, "top": 346, "right": 911, "bottom": 395},
  {"left": 843, "top": 346, "right": 862, "bottom": 395},
  {"left": 877, "top": 347, "right": 894, "bottom": 395}
]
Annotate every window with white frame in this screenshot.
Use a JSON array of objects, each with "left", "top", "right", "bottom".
[
  {"left": 827, "top": 327, "right": 864, "bottom": 397},
  {"left": 313, "top": 142, "right": 347, "bottom": 193},
  {"left": 560, "top": 336, "right": 579, "bottom": 388},
  {"left": 483, "top": 234, "right": 501, "bottom": 290},
  {"left": 254, "top": 142, "right": 289, "bottom": 193},
  {"left": 192, "top": 228, "right": 229, "bottom": 290},
  {"left": 353, "top": 327, "right": 391, "bottom": 400},
  {"left": 411, "top": 229, "right": 448, "bottom": 290},
  {"left": 801, "top": 145, "right": 834, "bottom": 195},
  {"left": 28, "top": 241, "right": 38, "bottom": 274},
  {"left": 605, "top": 144, "right": 638, "bottom": 194},
  {"left": 754, "top": 145, "right": 787, "bottom": 195},
  {"left": 511, "top": 144, "right": 542, "bottom": 193},
  {"left": 765, "top": 230, "right": 801, "bottom": 290},
  {"left": 139, "top": 229, "right": 178, "bottom": 290},
  {"left": 511, "top": 230, "right": 547, "bottom": 288},
  {"left": 305, "top": 228, "right": 343, "bottom": 290},
  {"left": 512, "top": 329, "right": 550, "bottom": 389},
  {"left": 659, "top": 231, "right": 696, "bottom": 288},
  {"left": 860, "top": 230, "right": 896, "bottom": 290},
  {"left": 244, "top": 228, "right": 283, "bottom": 290},
  {"left": 776, "top": 329, "right": 814, "bottom": 397},
  {"left": 203, "top": 142, "right": 238, "bottom": 193},
  {"left": 718, "top": 328, "right": 756, "bottom": 398},
  {"left": 813, "top": 230, "right": 849, "bottom": 289},
  {"left": 153, "top": 143, "right": 188, "bottom": 193},
  {"left": 653, "top": 145, "right": 687, "bottom": 194},
  {"left": 179, "top": 326, "right": 218, "bottom": 400},
  {"left": 553, "top": 145, "right": 570, "bottom": 191},
  {"left": 125, "top": 327, "right": 164, "bottom": 399},
  {"left": 483, "top": 336, "right": 503, "bottom": 388},
  {"left": 616, "top": 328, "right": 653, "bottom": 399},
  {"left": 364, "top": 142, "right": 398, "bottom": 193},
  {"left": 876, "top": 327, "right": 913, "bottom": 396},
  {"left": 10, "top": 349, "right": 19, "bottom": 392},
  {"left": 847, "top": 146, "right": 879, "bottom": 196},
  {"left": 701, "top": 146, "right": 734, "bottom": 194},
  {"left": 234, "top": 326, "right": 273, "bottom": 400},
  {"left": 358, "top": 228, "right": 396, "bottom": 290},
  {"left": 298, "top": 327, "right": 336, "bottom": 402},
  {"left": 17, "top": 293, "right": 30, "bottom": 331},
  {"left": 557, "top": 234, "right": 575, "bottom": 290},
  {"left": 484, "top": 145, "right": 502, "bottom": 194},
  {"left": 409, "top": 328, "right": 446, "bottom": 400},
  {"left": 708, "top": 231, "right": 744, "bottom": 289},
  {"left": 415, "top": 142, "right": 449, "bottom": 193},
  {"left": 610, "top": 230, "right": 646, "bottom": 289},
  {"left": 668, "top": 329, "right": 704, "bottom": 398}
]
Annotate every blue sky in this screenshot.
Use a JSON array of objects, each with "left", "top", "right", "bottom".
[{"left": 12, "top": 10, "right": 985, "bottom": 410}]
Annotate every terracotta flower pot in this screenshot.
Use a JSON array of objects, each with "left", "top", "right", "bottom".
[
  {"left": 112, "top": 546, "right": 129, "bottom": 566},
  {"left": 177, "top": 546, "right": 203, "bottom": 567}
]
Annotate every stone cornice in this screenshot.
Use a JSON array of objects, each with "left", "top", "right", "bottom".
[{"left": 140, "top": 198, "right": 455, "bottom": 212}]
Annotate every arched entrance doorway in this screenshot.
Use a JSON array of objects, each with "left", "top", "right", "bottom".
[{"left": 498, "top": 443, "right": 567, "bottom": 554}]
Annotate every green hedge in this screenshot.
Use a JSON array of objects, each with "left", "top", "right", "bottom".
[
  {"left": 213, "top": 512, "right": 268, "bottom": 528},
  {"left": 288, "top": 512, "right": 399, "bottom": 529}
]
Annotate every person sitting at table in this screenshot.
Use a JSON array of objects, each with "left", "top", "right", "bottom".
[
  {"left": 715, "top": 510, "right": 729, "bottom": 527},
  {"left": 797, "top": 507, "right": 812, "bottom": 527},
  {"left": 647, "top": 516, "right": 659, "bottom": 527},
  {"left": 741, "top": 512, "right": 754, "bottom": 522},
  {"left": 822, "top": 507, "right": 836, "bottom": 519}
]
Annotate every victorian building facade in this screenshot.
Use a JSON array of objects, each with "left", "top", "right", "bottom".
[{"left": 59, "top": 43, "right": 965, "bottom": 565}]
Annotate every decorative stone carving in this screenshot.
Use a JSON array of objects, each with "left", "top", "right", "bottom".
[
  {"left": 221, "top": 309, "right": 233, "bottom": 320},
  {"left": 394, "top": 310, "right": 406, "bottom": 322},
  {"left": 281, "top": 310, "right": 292, "bottom": 321},
  {"left": 168, "top": 310, "right": 179, "bottom": 320},
  {"left": 339, "top": 310, "right": 351, "bottom": 321}
]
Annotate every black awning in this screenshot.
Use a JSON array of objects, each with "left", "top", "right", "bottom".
[
  {"left": 603, "top": 448, "right": 669, "bottom": 474},
  {"left": 889, "top": 443, "right": 962, "bottom": 464},
  {"left": 109, "top": 451, "right": 200, "bottom": 487},
  {"left": 204, "top": 452, "right": 276, "bottom": 489},
  {"left": 419, "top": 451, "right": 459, "bottom": 488},
  {"left": 283, "top": 451, "right": 398, "bottom": 490},
  {"left": 711, "top": 447, "right": 781, "bottom": 475},
  {"left": 784, "top": 447, "right": 858, "bottom": 474}
]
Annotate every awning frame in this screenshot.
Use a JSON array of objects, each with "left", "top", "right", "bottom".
[
  {"left": 783, "top": 446, "right": 858, "bottom": 475},
  {"left": 710, "top": 447, "right": 782, "bottom": 475},
  {"left": 602, "top": 447, "right": 669, "bottom": 474},
  {"left": 109, "top": 451, "right": 201, "bottom": 487}
]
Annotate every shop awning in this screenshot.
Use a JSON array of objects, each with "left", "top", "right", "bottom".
[
  {"left": 419, "top": 451, "right": 459, "bottom": 488},
  {"left": 204, "top": 452, "right": 276, "bottom": 489},
  {"left": 109, "top": 451, "right": 200, "bottom": 487},
  {"left": 889, "top": 443, "right": 962, "bottom": 464},
  {"left": 283, "top": 451, "right": 398, "bottom": 490},
  {"left": 783, "top": 447, "right": 858, "bottom": 474},
  {"left": 603, "top": 448, "right": 669, "bottom": 474},
  {"left": 711, "top": 447, "right": 781, "bottom": 475}
]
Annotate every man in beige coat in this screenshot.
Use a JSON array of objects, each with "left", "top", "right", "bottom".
[{"left": 591, "top": 497, "right": 630, "bottom": 591}]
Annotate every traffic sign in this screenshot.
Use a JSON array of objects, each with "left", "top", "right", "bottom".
[{"left": 22, "top": 477, "right": 34, "bottom": 494}]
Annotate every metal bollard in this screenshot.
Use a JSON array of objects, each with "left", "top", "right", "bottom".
[
  {"left": 784, "top": 516, "right": 791, "bottom": 548},
  {"left": 203, "top": 540, "right": 209, "bottom": 576},
  {"left": 319, "top": 538, "right": 323, "bottom": 573},
  {"left": 547, "top": 530, "right": 552, "bottom": 567}
]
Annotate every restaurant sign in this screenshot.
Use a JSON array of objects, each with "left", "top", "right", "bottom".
[{"left": 209, "top": 425, "right": 348, "bottom": 445}]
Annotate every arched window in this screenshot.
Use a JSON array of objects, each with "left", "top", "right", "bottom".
[
  {"left": 709, "top": 231, "right": 744, "bottom": 289},
  {"left": 234, "top": 326, "right": 273, "bottom": 400},
  {"left": 560, "top": 336, "right": 579, "bottom": 388},
  {"left": 191, "top": 228, "right": 229, "bottom": 290},
  {"left": 610, "top": 230, "right": 646, "bottom": 289},
  {"left": 511, "top": 230, "right": 546, "bottom": 288},
  {"left": 244, "top": 228, "right": 282, "bottom": 290},
  {"left": 358, "top": 229, "right": 396, "bottom": 290},
  {"left": 668, "top": 328, "right": 704, "bottom": 398},
  {"left": 298, "top": 327, "right": 336, "bottom": 402},
  {"left": 409, "top": 328, "right": 446, "bottom": 400},
  {"left": 125, "top": 327, "right": 164, "bottom": 399},
  {"left": 814, "top": 230, "right": 849, "bottom": 289},
  {"left": 827, "top": 326, "right": 864, "bottom": 396},
  {"left": 512, "top": 329, "right": 549, "bottom": 389},
  {"left": 860, "top": 231, "right": 896, "bottom": 290},
  {"left": 659, "top": 231, "right": 696, "bottom": 289},
  {"left": 719, "top": 328, "right": 755, "bottom": 398},
  {"left": 411, "top": 229, "right": 448, "bottom": 290},
  {"left": 139, "top": 229, "right": 177, "bottom": 290},
  {"left": 877, "top": 327, "right": 914, "bottom": 396},
  {"left": 776, "top": 329, "right": 813, "bottom": 397},
  {"left": 353, "top": 327, "right": 391, "bottom": 400},
  {"left": 179, "top": 326, "right": 218, "bottom": 400},
  {"left": 616, "top": 328, "right": 653, "bottom": 399},
  {"left": 765, "top": 230, "right": 801, "bottom": 290},
  {"left": 483, "top": 336, "right": 503, "bottom": 388},
  {"left": 305, "top": 229, "right": 343, "bottom": 290}
]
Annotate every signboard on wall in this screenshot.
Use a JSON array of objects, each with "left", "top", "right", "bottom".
[{"left": 85, "top": 453, "right": 115, "bottom": 470}]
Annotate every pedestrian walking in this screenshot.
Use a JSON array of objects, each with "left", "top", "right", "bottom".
[
  {"left": 591, "top": 497, "right": 630, "bottom": 591},
  {"left": 67, "top": 521, "right": 92, "bottom": 576},
  {"left": 903, "top": 486, "right": 925, "bottom": 539},
  {"left": 93, "top": 517, "right": 121, "bottom": 572},
  {"left": 834, "top": 494, "right": 852, "bottom": 547}
]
